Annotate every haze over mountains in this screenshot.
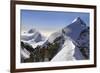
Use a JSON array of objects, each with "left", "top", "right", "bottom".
[{"left": 21, "top": 17, "right": 89, "bottom": 63}]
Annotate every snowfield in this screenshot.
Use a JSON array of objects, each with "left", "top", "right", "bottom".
[{"left": 51, "top": 38, "right": 75, "bottom": 61}]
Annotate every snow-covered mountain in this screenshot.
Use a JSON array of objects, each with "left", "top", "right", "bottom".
[
  {"left": 48, "top": 17, "right": 89, "bottom": 61},
  {"left": 21, "top": 29, "right": 45, "bottom": 44},
  {"left": 48, "top": 17, "right": 87, "bottom": 44},
  {"left": 62, "top": 17, "right": 87, "bottom": 41},
  {"left": 21, "top": 29, "right": 46, "bottom": 61},
  {"left": 21, "top": 17, "right": 89, "bottom": 62}
]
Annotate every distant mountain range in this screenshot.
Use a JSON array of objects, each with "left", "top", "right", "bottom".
[{"left": 21, "top": 17, "right": 89, "bottom": 63}]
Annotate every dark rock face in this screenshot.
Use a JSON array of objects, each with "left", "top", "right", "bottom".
[{"left": 74, "top": 27, "right": 89, "bottom": 60}]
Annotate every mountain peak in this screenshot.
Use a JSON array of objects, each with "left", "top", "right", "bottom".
[
  {"left": 28, "top": 28, "right": 36, "bottom": 33},
  {"left": 72, "top": 17, "right": 82, "bottom": 23},
  {"left": 63, "top": 17, "right": 87, "bottom": 41},
  {"left": 71, "top": 17, "right": 86, "bottom": 27}
]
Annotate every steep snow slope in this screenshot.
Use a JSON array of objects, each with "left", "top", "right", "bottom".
[{"left": 51, "top": 38, "right": 75, "bottom": 61}]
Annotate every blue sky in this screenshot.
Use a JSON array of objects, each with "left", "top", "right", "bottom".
[{"left": 21, "top": 10, "right": 89, "bottom": 37}]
